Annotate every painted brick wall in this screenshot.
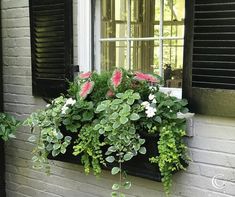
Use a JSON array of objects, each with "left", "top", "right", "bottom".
[{"left": 2, "top": 1, "right": 235, "bottom": 197}]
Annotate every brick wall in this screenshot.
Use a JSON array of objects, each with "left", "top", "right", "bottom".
[{"left": 2, "top": 1, "right": 235, "bottom": 197}]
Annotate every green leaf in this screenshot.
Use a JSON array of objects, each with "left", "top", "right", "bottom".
[
  {"left": 120, "top": 117, "right": 128, "bottom": 124},
  {"left": 64, "top": 136, "right": 72, "bottom": 143},
  {"left": 57, "top": 132, "right": 63, "bottom": 140},
  {"left": 116, "top": 93, "right": 123, "bottom": 98},
  {"left": 52, "top": 149, "right": 60, "bottom": 157},
  {"left": 108, "top": 146, "right": 117, "bottom": 152},
  {"left": 127, "top": 98, "right": 134, "bottom": 105},
  {"left": 123, "top": 152, "right": 134, "bottom": 161},
  {"left": 110, "top": 112, "right": 119, "bottom": 120},
  {"left": 106, "top": 156, "right": 115, "bottom": 163},
  {"left": 129, "top": 113, "right": 140, "bottom": 121},
  {"left": 154, "top": 116, "right": 162, "bottom": 123},
  {"left": 99, "top": 129, "right": 105, "bottom": 134},
  {"left": 82, "top": 111, "right": 93, "bottom": 121},
  {"left": 112, "top": 183, "right": 120, "bottom": 190},
  {"left": 28, "top": 135, "right": 37, "bottom": 142},
  {"left": 53, "top": 143, "right": 61, "bottom": 150},
  {"left": 122, "top": 105, "right": 131, "bottom": 113},
  {"left": 111, "top": 167, "right": 120, "bottom": 175},
  {"left": 112, "top": 99, "right": 122, "bottom": 105},
  {"left": 123, "top": 181, "right": 131, "bottom": 190},
  {"left": 113, "top": 122, "right": 121, "bottom": 129},
  {"left": 139, "top": 147, "right": 147, "bottom": 154},
  {"left": 111, "top": 192, "right": 118, "bottom": 197},
  {"left": 96, "top": 104, "right": 106, "bottom": 112},
  {"left": 93, "top": 124, "right": 101, "bottom": 130},
  {"left": 139, "top": 139, "right": 145, "bottom": 145}
]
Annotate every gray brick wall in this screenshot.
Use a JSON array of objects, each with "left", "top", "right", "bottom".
[{"left": 2, "top": 1, "right": 235, "bottom": 197}]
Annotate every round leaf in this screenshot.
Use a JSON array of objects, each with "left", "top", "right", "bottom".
[
  {"left": 139, "top": 147, "right": 147, "bottom": 154},
  {"left": 112, "top": 183, "right": 120, "bottom": 190},
  {"left": 130, "top": 113, "right": 140, "bottom": 121},
  {"left": 106, "top": 156, "right": 115, "bottom": 163},
  {"left": 111, "top": 167, "right": 120, "bottom": 175},
  {"left": 123, "top": 152, "right": 134, "bottom": 161}
]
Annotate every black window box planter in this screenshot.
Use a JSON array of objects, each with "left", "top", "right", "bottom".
[{"left": 49, "top": 129, "right": 188, "bottom": 182}]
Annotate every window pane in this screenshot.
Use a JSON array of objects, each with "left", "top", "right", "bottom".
[
  {"left": 101, "top": 0, "right": 128, "bottom": 38},
  {"left": 131, "top": 0, "right": 159, "bottom": 38},
  {"left": 163, "top": 39, "right": 184, "bottom": 88},
  {"left": 131, "top": 40, "right": 159, "bottom": 74},
  {"left": 101, "top": 41, "right": 127, "bottom": 71},
  {"left": 163, "top": 0, "right": 185, "bottom": 38}
]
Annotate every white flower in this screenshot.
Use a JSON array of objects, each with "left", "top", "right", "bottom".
[
  {"left": 61, "top": 98, "right": 76, "bottom": 115},
  {"left": 66, "top": 98, "right": 76, "bottom": 106},
  {"left": 146, "top": 106, "right": 157, "bottom": 118},
  {"left": 141, "top": 101, "right": 150, "bottom": 108},
  {"left": 46, "top": 104, "right": 51, "bottom": 108},
  {"left": 152, "top": 99, "right": 157, "bottom": 104},
  {"left": 148, "top": 94, "right": 155, "bottom": 100},
  {"left": 61, "top": 106, "right": 69, "bottom": 114}
]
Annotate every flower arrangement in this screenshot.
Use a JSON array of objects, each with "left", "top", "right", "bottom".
[{"left": 25, "top": 69, "right": 191, "bottom": 196}]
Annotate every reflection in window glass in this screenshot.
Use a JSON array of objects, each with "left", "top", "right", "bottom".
[{"left": 100, "top": 0, "right": 185, "bottom": 88}]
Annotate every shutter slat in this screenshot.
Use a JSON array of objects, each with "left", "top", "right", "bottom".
[
  {"left": 194, "top": 40, "right": 235, "bottom": 47},
  {"left": 193, "top": 54, "right": 235, "bottom": 62},
  {"left": 193, "top": 61, "right": 235, "bottom": 69},
  {"left": 195, "top": 26, "right": 235, "bottom": 33},
  {"left": 196, "top": 3, "right": 235, "bottom": 11},
  {"left": 30, "top": 0, "right": 73, "bottom": 97},
  {"left": 193, "top": 47, "right": 235, "bottom": 54}
]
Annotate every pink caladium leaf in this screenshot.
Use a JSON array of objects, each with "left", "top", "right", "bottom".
[
  {"left": 111, "top": 69, "right": 123, "bottom": 88},
  {"left": 79, "top": 81, "right": 94, "bottom": 99},
  {"left": 134, "top": 72, "right": 158, "bottom": 83},
  {"left": 79, "top": 71, "right": 92, "bottom": 79}
]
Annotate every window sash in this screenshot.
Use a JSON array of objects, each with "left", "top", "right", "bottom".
[{"left": 98, "top": 0, "right": 184, "bottom": 77}]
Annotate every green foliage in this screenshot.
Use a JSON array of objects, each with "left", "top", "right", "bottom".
[
  {"left": 150, "top": 124, "right": 189, "bottom": 196},
  {"left": 95, "top": 90, "right": 146, "bottom": 195},
  {"left": 73, "top": 125, "right": 105, "bottom": 176},
  {"left": 62, "top": 100, "right": 94, "bottom": 132},
  {"left": 0, "top": 113, "right": 21, "bottom": 141},
  {"left": 24, "top": 96, "right": 72, "bottom": 173}
]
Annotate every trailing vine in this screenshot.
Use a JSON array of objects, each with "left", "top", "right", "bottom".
[{"left": 150, "top": 124, "right": 189, "bottom": 196}]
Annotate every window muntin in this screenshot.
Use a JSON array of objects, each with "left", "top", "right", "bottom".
[{"left": 99, "top": 0, "right": 185, "bottom": 88}]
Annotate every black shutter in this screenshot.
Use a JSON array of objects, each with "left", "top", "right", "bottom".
[
  {"left": 29, "top": 0, "right": 73, "bottom": 98},
  {"left": 183, "top": 0, "right": 235, "bottom": 117}
]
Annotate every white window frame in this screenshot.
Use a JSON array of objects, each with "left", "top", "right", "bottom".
[
  {"left": 77, "top": 0, "right": 92, "bottom": 72},
  {"left": 77, "top": 0, "right": 183, "bottom": 98}
]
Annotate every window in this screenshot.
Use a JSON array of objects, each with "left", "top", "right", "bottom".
[{"left": 94, "top": 0, "right": 185, "bottom": 88}]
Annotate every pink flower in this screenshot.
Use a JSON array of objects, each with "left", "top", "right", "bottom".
[
  {"left": 134, "top": 72, "right": 158, "bottom": 83},
  {"left": 79, "top": 81, "right": 94, "bottom": 99},
  {"left": 111, "top": 69, "right": 122, "bottom": 88},
  {"left": 79, "top": 71, "right": 92, "bottom": 79}
]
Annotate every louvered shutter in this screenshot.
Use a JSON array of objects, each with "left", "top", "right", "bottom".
[
  {"left": 29, "top": 0, "right": 73, "bottom": 98},
  {"left": 183, "top": 0, "right": 235, "bottom": 117}
]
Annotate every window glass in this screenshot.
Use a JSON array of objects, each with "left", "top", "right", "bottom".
[{"left": 100, "top": 0, "right": 185, "bottom": 88}]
